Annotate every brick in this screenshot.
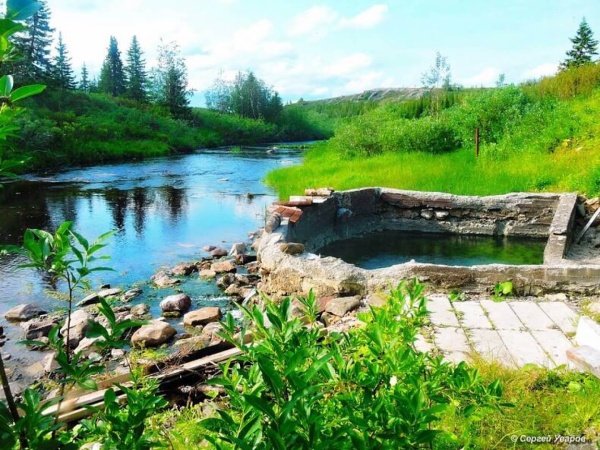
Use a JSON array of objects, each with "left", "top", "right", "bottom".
[{"left": 480, "top": 300, "right": 523, "bottom": 330}]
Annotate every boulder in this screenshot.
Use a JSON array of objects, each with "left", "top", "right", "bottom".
[
  {"left": 20, "top": 317, "right": 57, "bottom": 340},
  {"left": 236, "top": 254, "right": 257, "bottom": 265},
  {"left": 98, "top": 288, "right": 122, "bottom": 298},
  {"left": 60, "top": 309, "right": 92, "bottom": 349},
  {"left": 325, "top": 296, "right": 362, "bottom": 317},
  {"left": 5, "top": 304, "right": 46, "bottom": 321},
  {"left": 123, "top": 288, "right": 143, "bottom": 301},
  {"left": 77, "top": 293, "right": 100, "bottom": 307},
  {"left": 42, "top": 352, "right": 59, "bottom": 372},
  {"left": 160, "top": 293, "right": 192, "bottom": 313},
  {"left": 265, "top": 214, "right": 281, "bottom": 233},
  {"left": 421, "top": 209, "right": 434, "bottom": 220},
  {"left": 74, "top": 337, "right": 102, "bottom": 356},
  {"left": 211, "top": 260, "right": 237, "bottom": 274},
  {"left": 588, "top": 301, "right": 600, "bottom": 316},
  {"left": 171, "top": 262, "right": 197, "bottom": 276},
  {"left": 199, "top": 269, "right": 217, "bottom": 279},
  {"left": 201, "top": 321, "right": 224, "bottom": 345},
  {"left": 229, "top": 243, "right": 246, "bottom": 257},
  {"left": 131, "top": 303, "right": 150, "bottom": 317},
  {"left": 246, "top": 261, "right": 260, "bottom": 273},
  {"left": 216, "top": 273, "right": 236, "bottom": 290},
  {"left": 210, "top": 247, "right": 228, "bottom": 257},
  {"left": 202, "top": 245, "right": 217, "bottom": 252},
  {"left": 131, "top": 321, "right": 176, "bottom": 348},
  {"left": 279, "top": 242, "right": 305, "bottom": 255},
  {"left": 152, "top": 271, "right": 180, "bottom": 288},
  {"left": 183, "top": 307, "right": 222, "bottom": 327},
  {"left": 366, "top": 292, "right": 388, "bottom": 308},
  {"left": 173, "top": 335, "right": 211, "bottom": 350}
]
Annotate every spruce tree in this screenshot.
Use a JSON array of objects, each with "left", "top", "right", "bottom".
[
  {"left": 79, "top": 63, "right": 90, "bottom": 93},
  {"left": 98, "top": 36, "right": 126, "bottom": 96},
  {"left": 150, "top": 40, "right": 190, "bottom": 117},
  {"left": 125, "top": 35, "right": 148, "bottom": 102},
  {"left": 560, "top": 18, "right": 598, "bottom": 70},
  {"left": 52, "top": 32, "right": 76, "bottom": 89},
  {"left": 12, "top": 0, "right": 54, "bottom": 84}
]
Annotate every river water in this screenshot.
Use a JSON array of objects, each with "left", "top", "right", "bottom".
[{"left": 0, "top": 146, "right": 301, "bottom": 362}]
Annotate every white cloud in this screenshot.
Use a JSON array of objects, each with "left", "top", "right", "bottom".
[
  {"left": 461, "top": 67, "right": 501, "bottom": 87},
  {"left": 322, "top": 53, "right": 372, "bottom": 77},
  {"left": 288, "top": 6, "right": 339, "bottom": 37},
  {"left": 522, "top": 63, "right": 558, "bottom": 80},
  {"left": 340, "top": 4, "right": 388, "bottom": 29}
]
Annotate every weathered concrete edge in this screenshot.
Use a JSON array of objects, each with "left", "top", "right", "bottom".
[{"left": 544, "top": 192, "right": 578, "bottom": 264}]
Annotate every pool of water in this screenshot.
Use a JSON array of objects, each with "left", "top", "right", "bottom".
[{"left": 317, "top": 230, "right": 546, "bottom": 269}]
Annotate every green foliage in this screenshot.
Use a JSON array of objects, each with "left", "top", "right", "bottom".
[
  {"left": 51, "top": 32, "right": 76, "bottom": 90},
  {"left": 201, "top": 281, "right": 505, "bottom": 448},
  {"left": 560, "top": 18, "right": 598, "bottom": 70},
  {"left": 492, "top": 281, "right": 514, "bottom": 302},
  {"left": 99, "top": 36, "right": 126, "bottom": 97},
  {"left": 150, "top": 40, "right": 190, "bottom": 119},
  {"left": 78, "top": 372, "right": 168, "bottom": 449}
]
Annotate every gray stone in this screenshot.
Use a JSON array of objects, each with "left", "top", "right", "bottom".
[
  {"left": 544, "top": 293, "right": 568, "bottom": 302},
  {"left": 199, "top": 269, "right": 217, "bottom": 279},
  {"left": 497, "top": 330, "right": 551, "bottom": 367},
  {"left": 123, "top": 288, "right": 143, "bottom": 301},
  {"left": 324, "top": 296, "right": 361, "bottom": 317},
  {"left": 366, "top": 292, "right": 388, "bottom": 308},
  {"left": 216, "top": 273, "right": 236, "bottom": 290},
  {"left": 435, "top": 211, "right": 449, "bottom": 220},
  {"left": 433, "top": 326, "right": 470, "bottom": 355},
  {"left": 538, "top": 302, "right": 579, "bottom": 334},
  {"left": 131, "top": 303, "right": 150, "bottom": 316},
  {"left": 160, "top": 293, "right": 192, "bottom": 313},
  {"left": 453, "top": 301, "right": 493, "bottom": 330},
  {"left": 5, "top": 304, "right": 46, "bottom": 321},
  {"left": 509, "top": 302, "right": 556, "bottom": 331},
  {"left": 211, "top": 260, "right": 237, "bottom": 274},
  {"left": 229, "top": 243, "right": 246, "bottom": 256},
  {"left": 74, "top": 337, "right": 102, "bottom": 356},
  {"left": 265, "top": 214, "right": 281, "bottom": 233},
  {"left": 77, "top": 293, "right": 100, "bottom": 307},
  {"left": 575, "top": 316, "right": 600, "bottom": 351},
  {"left": 531, "top": 329, "right": 574, "bottom": 367},
  {"left": 152, "top": 271, "right": 180, "bottom": 288},
  {"left": 98, "top": 288, "right": 122, "bottom": 298},
  {"left": 20, "top": 317, "right": 57, "bottom": 340},
  {"left": 131, "top": 321, "right": 176, "bottom": 348},
  {"left": 587, "top": 301, "right": 600, "bottom": 316},
  {"left": 470, "top": 329, "right": 515, "bottom": 367},
  {"left": 183, "top": 307, "right": 222, "bottom": 327},
  {"left": 173, "top": 335, "right": 211, "bottom": 350},
  {"left": 480, "top": 300, "right": 523, "bottom": 331},
  {"left": 420, "top": 209, "right": 434, "bottom": 220},
  {"left": 202, "top": 245, "right": 216, "bottom": 252},
  {"left": 171, "top": 262, "right": 197, "bottom": 276},
  {"left": 42, "top": 352, "right": 59, "bottom": 372},
  {"left": 426, "top": 295, "right": 459, "bottom": 327},
  {"left": 279, "top": 242, "right": 305, "bottom": 255},
  {"left": 567, "top": 345, "right": 600, "bottom": 378},
  {"left": 210, "top": 247, "right": 228, "bottom": 257},
  {"left": 60, "top": 309, "right": 92, "bottom": 349}
]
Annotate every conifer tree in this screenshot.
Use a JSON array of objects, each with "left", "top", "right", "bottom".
[
  {"left": 98, "top": 36, "right": 126, "bottom": 96},
  {"left": 52, "top": 32, "right": 76, "bottom": 89},
  {"left": 150, "top": 40, "right": 190, "bottom": 117},
  {"left": 12, "top": 0, "right": 54, "bottom": 84},
  {"left": 125, "top": 35, "right": 148, "bottom": 102},
  {"left": 560, "top": 18, "right": 598, "bottom": 70},
  {"left": 79, "top": 63, "right": 90, "bottom": 93}
]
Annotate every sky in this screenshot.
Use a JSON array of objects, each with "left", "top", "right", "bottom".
[{"left": 48, "top": 0, "right": 600, "bottom": 107}]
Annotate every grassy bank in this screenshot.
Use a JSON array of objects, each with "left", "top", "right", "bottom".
[{"left": 266, "top": 65, "right": 600, "bottom": 199}]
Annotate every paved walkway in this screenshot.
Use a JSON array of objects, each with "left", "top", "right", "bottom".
[{"left": 416, "top": 296, "right": 580, "bottom": 368}]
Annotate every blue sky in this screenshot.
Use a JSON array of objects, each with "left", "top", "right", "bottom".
[{"left": 50, "top": 0, "right": 600, "bottom": 106}]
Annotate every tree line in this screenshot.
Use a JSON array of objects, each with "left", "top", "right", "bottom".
[{"left": 2, "top": 1, "right": 191, "bottom": 118}]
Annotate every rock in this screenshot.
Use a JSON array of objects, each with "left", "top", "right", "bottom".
[
  {"left": 77, "top": 293, "right": 100, "bottom": 307},
  {"left": 325, "top": 296, "right": 361, "bottom": 317},
  {"left": 545, "top": 293, "right": 568, "bottom": 302},
  {"left": 27, "top": 336, "right": 49, "bottom": 350},
  {"left": 171, "top": 262, "right": 197, "bottom": 276},
  {"left": 325, "top": 316, "right": 363, "bottom": 334},
  {"left": 336, "top": 208, "right": 353, "bottom": 221},
  {"left": 265, "top": 214, "right": 281, "bottom": 233},
  {"left": 588, "top": 301, "right": 600, "bottom": 315},
  {"left": 210, "top": 247, "right": 228, "bottom": 257},
  {"left": 576, "top": 316, "right": 600, "bottom": 352},
  {"left": 246, "top": 261, "right": 260, "bottom": 273},
  {"left": 199, "top": 269, "right": 217, "bottom": 279},
  {"left": 305, "top": 188, "right": 334, "bottom": 197},
  {"left": 111, "top": 349, "right": 125, "bottom": 358},
  {"left": 0, "top": 381, "right": 24, "bottom": 400},
  {"left": 229, "top": 243, "right": 246, "bottom": 257},
  {"left": 584, "top": 197, "right": 600, "bottom": 213},
  {"left": 98, "top": 287, "right": 122, "bottom": 298},
  {"left": 216, "top": 273, "right": 237, "bottom": 290},
  {"left": 211, "top": 260, "right": 237, "bottom": 274},
  {"left": 317, "top": 296, "right": 336, "bottom": 314},
  {"left": 2, "top": 353, "right": 10, "bottom": 361},
  {"left": 279, "top": 242, "right": 305, "bottom": 255},
  {"left": 236, "top": 254, "right": 257, "bottom": 265},
  {"left": 321, "top": 312, "right": 340, "bottom": 327},
  {"left": 421, "top": 209, "right": 434, "bottom": 220},
  {"left": 366, "top": 292, "right": 388, "bottom": 308},
  {"left": 42, "top": 352, "right": 59, "bottom": 372},
  {"left": 202, "top": 245, "right": 217, "bottom": 252},
  {"left": 74, "top": 337, "right": 102, "bottom": 356},
  {"left": 131, "top": 303, "right": 150, "bottom": 317},
  {"left": 131, "top": 320, "right": 176, "bottom": 348},
  {"left": 202, "top": 322, "right": 224, "bottom": 344},
  {"left": 123, "top": 288, "right": 143, "bottom": 301},
  {"left": 152, "top": 271, "right": 180, "bottom": 288},
  {"left": 173, "top": 335, "right": 211, "bottom": 350},
  {"left": 567, "top": 345, "right": 600, "bottom": 378},
  {"left": 60, "top": 309, "right": 92, "bottom": 349},
  {"left": 435, "top": 211, "right": 449, "bottom": 220},
  {"left": 20, "top": 317, "right": 57, "bottom": 340},
  {"left": 5, "top": 304, "right": 46, "bottom": 321},
  {"left": 160, "top": 293, "right": 192, "bottom": 313},
  {"left": 183, "top": 307, "right": 223, "bottom": 327}
]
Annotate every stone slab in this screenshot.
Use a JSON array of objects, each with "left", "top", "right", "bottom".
[
  {"left": 426, "top": 295, "right": 459, "bottom": 327},
  {"left": 433, "top": 326, "right": 470, "bottom": 354},
  {"left": 509, "top": 302, "right": 556, "bottom": 331},
  {"left": 575, "top": 316, "right": 600, "bottom": 351},
  {"left": 480, "top": 300, "right": 523, "bottom": 330},
  {"left": 414, "top": 334, "right": 434, "bottom": 354},
  {"left": 470, "top": 329, "right": 516, "bottom": 367},
  {"left": 497, "top": 329, "right": 552, "bottom": 367},
  {"left": 567, "top": 345, "right": 600, "bottom": 378},
  {"left": 538, "top": 302, "right": 579, "bottom": 334},
  {"left": 452, "top": 301, "right": 494, "bottom": 329},
  {"left": 531, "top": 329, "right": 574, "bottom": 368}
]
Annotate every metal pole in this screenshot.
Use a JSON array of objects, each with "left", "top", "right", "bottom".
[{"left": 475, "top": 127, "right": 480, "bottom": 157}]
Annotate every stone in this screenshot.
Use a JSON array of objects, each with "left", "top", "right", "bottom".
[
  {"left": 160, "top": 293, "right": 192, "bottom": 313},
  {"left": 497, "top": 329, "right": 551, "bottom": 367},
  {"left": 5, "top": 304, "right": 46, "bottom": 321},
  {"left": 236, "top": 254, "right": 257, "bottom": 265},
  {"left": 336, "top": 208, "right": 353, "bottom": 221},
  {"left": 544, "top": 293, "right": 568, "bottom": 302},
  {"left": 246, "top": 261, "right": 260, "bottom": 273},
  {"left": 184, "top": 307, "right": 222, "bottom": 327},
  {"left": 123, "top": 288, "right": 143, "bottom": 301},
  {"left": 211, "top": 260, "right": 237, "bottom": 274},
  {"left": 279, "top": 242, "right": 305, "bottom": 255},
  {"left": 509, "top": 302, "right": 556, "bottom": 331},
  {"left": 420, "top": 209, "right": 434, "bottom": 220},
  {"left": 210, "top": 247, "right": 228, "bottom": 257},
  {"left": 171, "top": 262, "right": 197, "bottom": 276},
  {"left": 324, "top": 296, "right": 361, "bottom": 317},
  {"left": 216, "top": 273, "right": 236, "bottom": 290},
  {"left": 152, "top": 271, "right": 180, "bottom": 288},
  {"left": 435, "top": 211, "right": 449, "bottom": 220},
  {"left": 20, "top": 317, "right": 57, "bottom": 340},
  {"left": 480, "top": 300, "right": 523, "bottom": 331},
  {"left": 131, "top": 321, "right": 176, "bottom": 348},
  {"left": 538, "top": 302, "right": 578, "bottom": 334},
  {"left": 320, "top": 312, "right": 340, "bottom": 327},
  {"left": 0, "top": 381, "right": 24, "bottom": 400},
  {"left": 265, "top": 214, "right": 281, "bottom": 233},
  {"left": 199, "top": 269, "right": 217, "bottom": 279},
  {"left": 42, "top": 352, "right": 59, "bottom": 372},
  {"left": 425, "top": 295, "right": 460, "bottom": 327},
  {"left": 324, "top": 316, "right": 363, "bottom": 334},
  {"left": 567, "top": 345, "right": 600, "bottom": 378},
  {"left": 453, "top": 301, "right": 493, "bottom": 330},
  {"left": 366, "top": 292, "right": 388, "bottom": 308},
  {"left": 131, "top": 303, "right": 150, "bottom": 316},
  {"left": 587, "top": 301, "right": 600, "bottom": 316},
  {"left": 575, "top": 316, "right": 600, "bottom": 352},
  {"left": 74, "top": 337, "right": 102, "bottom": 356},
  {"left": 531, "top": 329, "right": 574, "bottom": 367},
  {"left": 77, "top": 293, "right": 100, "bottom": 307},
  {"left": 173, "top": 335, "right": 211, "bottom": 350},
  {"left": 229, "top": 243, "right": 246, "bottom": 256},
  {"left": 60, "top": 309, "right": 92, "bottom": 348},
  {"left": 202, "top": 245, "right": 216, "bottom": 252},
  {"left": 98, "top": 287, "right": 122, "bottom": 298}
]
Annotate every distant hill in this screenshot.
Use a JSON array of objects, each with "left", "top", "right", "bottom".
[{"left": 302, "top": 87, "right": 428, "bottom": 105}]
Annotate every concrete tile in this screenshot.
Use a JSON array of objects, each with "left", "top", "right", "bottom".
[
  {"left": 509, "top": 302, "right": 556, "bottom": 331},
  {"left": 497, "top": 330, "right": 553, "bottom": 367},
  {"left": 444, "top": 351, "right": 469, "bottom": 364},
  {"left": 470, "top": 329, "right": 516, "bottom": 367},
  {"left": 575, "top": 316, "right": 600, "bottom": 351},
  {"left": 414, "top": 334, "right": 434, "bottom": 354},
  {"left": 453, "top": 301, "right": 494, "bottom": 329},
  {"left": 426, "top": 295, "right": 459, "bottom": 327},
  {"left": 433, "top": 326, "right": 470, "bottom": 354},
  {"left": 538, "top": 302, "right": 579, "bottom": 334},
  {"left": 480, "top": 300, "right": 523, "bottom": 330},
  {"left": 531, "top": 329, "right": 574, "bottom": 368}
]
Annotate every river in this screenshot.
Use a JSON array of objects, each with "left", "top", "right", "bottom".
[{"left": 0, "top": 145, "right": 301, "bottom": 363}]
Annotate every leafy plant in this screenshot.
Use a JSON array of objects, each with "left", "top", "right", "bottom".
[{"left": 493, "top": 280, "right": 514, "bottom": 302}]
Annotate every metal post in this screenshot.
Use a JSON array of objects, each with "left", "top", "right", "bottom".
[{"left": 475, "top": 127, "right": 480, "bottom": 158}]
